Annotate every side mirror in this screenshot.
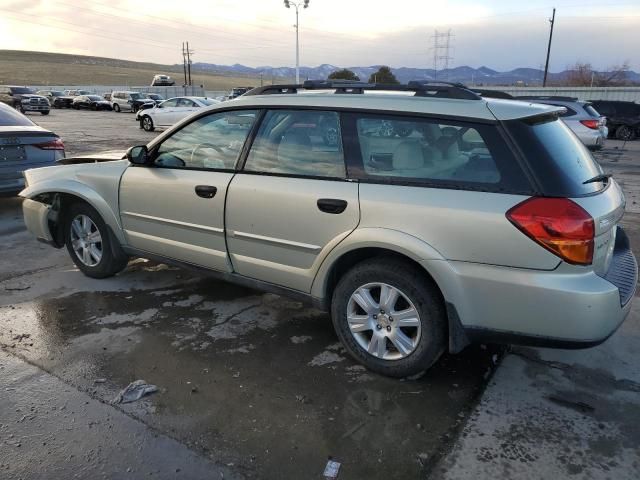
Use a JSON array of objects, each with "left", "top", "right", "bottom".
[{"left": 126, "top": 145, "right": 149, "bottom": 165}]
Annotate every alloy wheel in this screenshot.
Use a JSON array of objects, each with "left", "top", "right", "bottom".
[
  {"left": 70, "top": 214, "right": 103, "bottom": 267},
  {"left": 346, "top": 282, "right": 422, "bottom": 360}
]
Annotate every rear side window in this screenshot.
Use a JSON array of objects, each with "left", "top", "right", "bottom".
[
  {"left": 344, "top": 112, "right": 530, "bottom": 192},
  {"left": 0, "top": 105, "right": 35, "bottom": 126},
  {"left": 244, "top": 110, "right": 345, "bottom": 178},
  {"left": 505, "top": 116, "right": 604, "bottom": 196},
  {"left": 583, "top": 104, "right": 600, "bottom": 117}
]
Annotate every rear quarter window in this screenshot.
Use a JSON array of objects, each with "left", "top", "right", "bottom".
[
  {"left": 343, "top": 112, "right": 531, "bottom": 193},
  {"left": 505, "top": 116, "right": 605, "bottom": 196}
]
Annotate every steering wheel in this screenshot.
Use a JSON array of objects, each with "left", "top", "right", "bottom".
[{"left": 190, "top": 143, "right": 226, "bottom": 167}]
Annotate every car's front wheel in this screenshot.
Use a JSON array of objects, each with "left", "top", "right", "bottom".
[
  {"left": 141, "top": 115, "right": 155, "bottom": 132},
  {"left": 113, "top": 103, "right": 120, "bottom": 112},
  {"left": 64, "top": 202, "right": 129, "bottom": 279},
  {"left": 615, "top": 125, "right": 636, "bottom": 141},
  {"left": 331, "top": 257, "right": 446, "bottom": 378},
  {"left": 41, "top": 111, "right": 49, "bottom": 115}
]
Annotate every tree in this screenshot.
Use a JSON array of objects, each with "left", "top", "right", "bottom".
[
  {"left": 328, "top": 69, "right": 359, "bottom": 81},
  {"left": 368, "top": 66, "right": 400, "bottom": 85},
  {"left": 565, "top": 61, "right": 631, "bottom": 87}
]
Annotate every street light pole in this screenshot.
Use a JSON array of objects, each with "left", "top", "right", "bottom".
[{"left": 284, "top": 0, "right": 309, "bottom": 84}]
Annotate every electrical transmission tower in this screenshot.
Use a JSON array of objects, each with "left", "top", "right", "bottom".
[{"left": 430, "top": 29, "right": 454, "bottom": 81}]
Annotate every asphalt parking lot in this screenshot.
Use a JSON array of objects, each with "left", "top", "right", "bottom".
[
  {"left": 1, "top": 109, "right": 501, "bottom": 479},
  {"left": 1, "top": 109, "right": 639, "bottom": 479}
]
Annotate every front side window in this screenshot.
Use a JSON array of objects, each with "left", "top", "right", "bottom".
[
  {"left": 349, "top": 114, "right": 505, "bottom": 186},
  {"left": 244, "top": 110, "right": 345, "bottom": 178},
  {"left": 160, "top": 99, "right": 177, "bottom": 108},
  {"left": 153, "top": 110, "right": 257, "bottom": 170},
  {"left": 177, "top": 98, "right": 196, "bottom": 108}
]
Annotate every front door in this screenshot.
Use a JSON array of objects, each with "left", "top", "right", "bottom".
[
  {"left": 119, "top": 109, "right": 258, "bottom": 271},
  {"left": 225, "top": 109, "right": 359, "bottom": 291}
]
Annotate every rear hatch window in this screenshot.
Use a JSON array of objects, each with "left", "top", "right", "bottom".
[
  {"left": 0, "top": 107, "right": 35, "bottom": 126},
  {"left": 505, "top": 116, "right": 606, "bottom": 196}
]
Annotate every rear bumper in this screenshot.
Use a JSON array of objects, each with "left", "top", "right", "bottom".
[{"left": 424, "top": 227, "right": 637, "bottom": 350}]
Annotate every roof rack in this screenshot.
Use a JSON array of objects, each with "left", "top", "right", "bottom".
[
  {"left": 244, "top": 80, "right": 481, "bottom": 100},
  {"left": 516, "top": 95, "right": 579, "bottom": 102},
  {"left": 471, "top": 88, "right": 514, "bottom": 99}
]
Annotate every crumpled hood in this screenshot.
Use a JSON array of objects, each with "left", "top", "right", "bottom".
[{"left": 20, "top": 159, "right": 130, "bottom": 197}]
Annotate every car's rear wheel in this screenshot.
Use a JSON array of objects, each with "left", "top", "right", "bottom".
[
  {"left": 142, "top": 116, "right": 155, "bottom": 132},
  {"left": 41, "top": 111, "right": 49, "bottom": 115},
  {"left": 113, "top": 103, "right": 120, "bottom": 112},
  {"left": 331, "top": 257, "right": 446, "bottom": 378},
  {"left": 64, "top": 203, "right": 129, "bottom": 279},
  {"left": 616, "top": 125, "right": 636, "bottom": 141}
]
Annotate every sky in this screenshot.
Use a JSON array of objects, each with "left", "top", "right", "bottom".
[{"left": 0, "top": 0, "right": 639, "bottom": 72}]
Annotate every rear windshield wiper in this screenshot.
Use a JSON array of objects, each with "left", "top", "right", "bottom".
[{"left": 583, "top": 173, "right": 612, "bottom": 185}]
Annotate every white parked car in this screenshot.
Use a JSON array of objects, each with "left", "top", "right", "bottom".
[{"left": 136, "top": 96, "right": 220, "bottom": 131}]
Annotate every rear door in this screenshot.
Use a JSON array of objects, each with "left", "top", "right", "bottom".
[
  {"left": 225, "top": 109, "right": 359, "bottom": 291},
  {"left": 119, "top": 109, "right": 258, "bottom": 270}
]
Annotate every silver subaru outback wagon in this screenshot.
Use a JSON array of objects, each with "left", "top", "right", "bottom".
[{"left": 20, "top": 81, "right": 637, "bottom": 378}]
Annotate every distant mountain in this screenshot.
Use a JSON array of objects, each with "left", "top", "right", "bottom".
[{"left": 191, "top": 62, "right": 640, "bottom": 86}]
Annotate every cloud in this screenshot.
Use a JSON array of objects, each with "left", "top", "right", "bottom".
[{"left": 1, "top": 1, "right": 638, "bottom": 72}]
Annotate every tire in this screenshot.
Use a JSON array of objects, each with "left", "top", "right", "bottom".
[
  {"left": 141, "top": 115, "right": 154, "bottom": 132},
  {"left": 91, "top": 104, "right": 97, "bottom": 111},
  {"left": 615, "top": 125, "right": 636, "bottom": 141},
  {"left": 331, "top": 257, "right": 446, "bottom": 378},
  {"left": 132, "top": 105, "right": 138, "bottom": 113},
  {"left": 41, "top": 110, "right": 49, "bottom": 115},
  {"left": 64, "top": 202, "right": 129, "bottom": 279},
  {"left": 113, "top": 103, "right": 121, "bottom": 112}
]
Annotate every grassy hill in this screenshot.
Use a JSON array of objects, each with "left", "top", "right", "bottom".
[{"left": 0, "top": 50, "right": 290, "bottom": 89}]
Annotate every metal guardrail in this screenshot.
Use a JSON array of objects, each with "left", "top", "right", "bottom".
[{"left": 479, "top": 86, "right": 640, "bottom": 102}]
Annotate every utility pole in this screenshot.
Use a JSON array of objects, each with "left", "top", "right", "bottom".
[
  {"left": 542, "top": 8, "right": 555, "bottom": 87},
  {"left": 284, "top": 0, "right": 309, "bottom": 84},
  {"left": 186, "top": 41, "right": 193, "bottom": 86},
  {"left": 182, "top": 42, "right": 187, "bottom": 86}
]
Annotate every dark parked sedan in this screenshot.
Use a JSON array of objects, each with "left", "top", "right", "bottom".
[
  {"left": 0, "top": 102, "right": 64, "bottom": 195},
  {"left": 72, "top": 95, "right": 112, "bottom": 111}
]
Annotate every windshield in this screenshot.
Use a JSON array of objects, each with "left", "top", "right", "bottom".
[
  {"left": 50, "top": 91, "right": 63, "bottom": 96},
  {"left": 0, "top": 106, "right": 36, "bottom": 126},
  {"left": 506, "top": 116, "right": 605, "bottom": 196},
  {"left": 130, "top": 93, "right": 144, "bottom": 99},
  {"left": 87, "top": 95, "right": 102, "bottom": 101},
  {"left": 11, "top": 87, "right": 35, "bottom": 95},
  {"left": 200, "top": 98, "right": 219, "bottom": 106}
]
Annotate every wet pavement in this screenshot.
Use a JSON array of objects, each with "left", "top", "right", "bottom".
[{"left": 1, "top": 114, "right": 639, "bottom": 479}]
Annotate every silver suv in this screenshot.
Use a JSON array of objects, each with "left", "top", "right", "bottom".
[{"left": 19, "top": 81, "right": 637, "bottom": 377}]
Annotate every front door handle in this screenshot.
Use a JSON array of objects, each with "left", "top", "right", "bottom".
[
  {"left": 317, "top": 198, "right": 348, "bottom": 214},
  {"left": 195, "top": 185, "right": 217, "bottom": 198}
]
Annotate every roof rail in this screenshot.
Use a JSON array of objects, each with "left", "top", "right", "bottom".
[
  {"left": 244, "top": 80, "right": 481, "bottom": 100},
  {"left": 471, "top": 88, "right": 514, "bottom": 99},
  {"left": 516, "top": 95, "right": 579, "bottom": 102}
]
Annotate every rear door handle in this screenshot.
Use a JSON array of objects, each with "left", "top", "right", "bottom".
[
  {"left": 195, "top": 185, "right": 217, "bottom": 198},
  {"left": 317, "top": 198, "right": 348, "bottom": 214}
]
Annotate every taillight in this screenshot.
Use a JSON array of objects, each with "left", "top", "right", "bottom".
[
  {"left": 35, "top": 138, "right": 65, "bottom": 150},
  {"left": 580, "top": 119, "right": 599, "bottom": 130},
  {"left": 506, "top": 197, "right": 594, "bottom": 265}
]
